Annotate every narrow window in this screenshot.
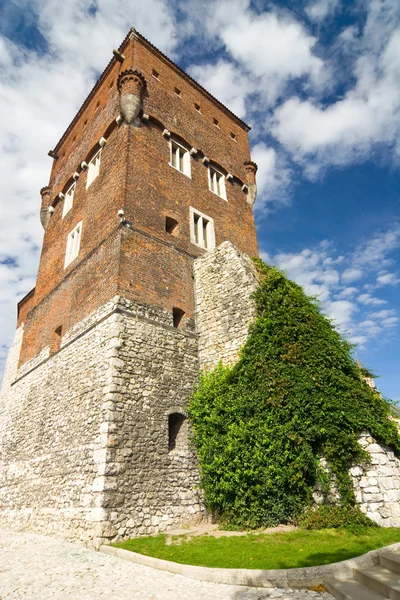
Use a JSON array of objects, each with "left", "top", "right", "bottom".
[
  {"left": 169, "top": 139, "right": 191, "bottom": 177},
  {"left": 62, "top": 182, "right": 75, "bottom": 218},
  {"left": 50, "top": 325, "right": 62, "bottom": 355},
  {"left": 194, "top": 103, "right": 201, "bottom": 112},
  {"left": 86, "top": 150, "right": 101, "bottom": 188},
  {"left": 168, "top": 413, "right": 187, "bottom": 452},
  {"left": 165, "top": 216, "right": 179, "bottom": 235},
  {"left": 213, "top": 118, "right": 219, "bottom": 127},
  {"left": 190, "top": 208, "right": 215, "bottom": 251},
  {"left": 173, "top": 307, "right": 185, "bottom": 328},
  {"left": 174, "top": 87, "right": 181, "bottom": 97},
  {"left": 64, "top": 221, "right": 82, "bottom": 268},
  {"left": 152, "top": 69, "right": 159, "bottom": 79},
  {"left": 208, "top": 165, "right": 227, "bottom": 200},
  {"left": 230, "top": 132, "right": 237, "bottom": 141}
]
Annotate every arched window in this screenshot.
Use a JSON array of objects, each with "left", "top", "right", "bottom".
[{"left": 168, "top": 412, "right": 187, "bottom": 452}]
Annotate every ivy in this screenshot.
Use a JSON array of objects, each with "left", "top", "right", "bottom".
[{"left": 188, "top": 260, "right": 400, "bottom": 529}]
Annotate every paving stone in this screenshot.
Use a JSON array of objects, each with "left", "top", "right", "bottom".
[{"left": 0, "top": 530, "right": 333, "bottom": 600}]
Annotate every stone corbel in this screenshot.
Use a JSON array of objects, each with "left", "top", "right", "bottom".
[
  {"left": 40, "top": 186, "right": 52, "bottom": 230},
  {"left": 99, "top": 137, "right": 107, "bottom": 148},
  {"left": 163, "top": 129, "right": 171, "bottom": 138},
  {"left": 202, "top": 156, "right": 210, "bottom": 165},
  {"left": 81, "top": 161, "right": 88, "bottom": 170},
  {"left": 141, "top": 113, "right": 150, "bottom": 121},
  {"left": 59, "top": 192, "right": 65, "bottom": 200},
  {"left": 226, "top": 173, "right": 234, "bottom": 181},
  {"left": 117, "top": 69, "right": 147, "bottom": 125},
  {"left": 73, "top": 172, "right": 80, "bottom": 180},
  {"left": 116, "top": 114, "right": 123, "bottom": 126},
  {"left": 190, "top": 148, "right": 198, "bottom": 156},
  {"left": 243, "top": 160, "right": 258, "bottom": 208}
]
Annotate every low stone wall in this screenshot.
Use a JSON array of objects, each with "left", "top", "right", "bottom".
[{"left": 351, "top": 432, "right": 400, "bottom": 526}]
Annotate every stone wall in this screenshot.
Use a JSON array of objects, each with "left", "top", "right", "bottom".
[
  {"left": 0, "top": 296, "right": 203, "bottom": 548},
  {"left": 351, "top": 432, "right": 400, "bottom": 526},
  {"left": 193, "top": 241, "right": 259, "bottom": 370}
]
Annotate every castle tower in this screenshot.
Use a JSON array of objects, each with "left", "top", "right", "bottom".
[{"left": 0, "top": 29, "right": 259, "bottom": 547}]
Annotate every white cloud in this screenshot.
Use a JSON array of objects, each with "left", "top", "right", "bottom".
[
  {"left": 358, "top": 294, "right": 387, "bottom": 306},
  {"left": 187, "top": 0, "right": 325, "bottom": 108},
  {"left": 326, "top": 299, "right": 357, "bottom": 328},
  {"left": 306, "top": 0, "right": 341, "bottom": 22},
  {"left": 370, "top": 309, "right": 396, "bottom": 319},
  {"left": 220, "top": 9, "right": 323, "bottom": 88},
  {"left": 351, "top": 226, "right": 400, "bottom": 270},
  {"left": 250, "top": 142, "right": 291, "bottom": 212},
  {"left": 382, "top": 316, "right": 399, "bottom": 327},
  {"left": 337, "top": 286, "right": 358, "bottom": 298},
  {"left": 376, "top": 272, "right": 400, "bottom": 286},
  {"left": 271, "top": 0, "right": 400, "bottom": 174},
  {"left": 341, "top": 268, "right": 363, "bottom": 284}
]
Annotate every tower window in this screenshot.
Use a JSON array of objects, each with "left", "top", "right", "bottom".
[
  {"left": 64, "top": 221, "right": 82, "bottom": 268},
  {"left": 172, "top": 307, "right": 185, "bottom": 328},
  {"left": 62, "top": 182, "right": 75, "bottom": 218},
  {"left": 174, "top": 87, "right": 181, "bottom": 97},
  {"left": 194, "top": 103, "right": 201, "bottom": 112},
  {"left": 213, "top": 118, "right": 219, "bottom": 127},
  {"left": 208, "top": 165, "right": 227, "bottom": 200},
  {"left": 152, "top": 69, "right": 159, "bottom": 79},
  {"left": 86, "top": 150, "right": 101, "bottom": 188},
  {"left": 230, "top": 132, "right": 237, "bottom": 141},
  {"left": 169, "top": 139, "right": 191, "bottom": 177},
  {"left": 168, "top": 413, "right": 187, "bottom": 452},
  {"left": 165, "top": 216, "right": 179, "bottom": 236},
  {"left": 190, "top": 208, "right": 215, "bottom": 251}
]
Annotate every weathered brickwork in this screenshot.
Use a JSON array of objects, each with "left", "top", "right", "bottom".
[
  {"left": 18, "top": 29, "right": 258, "bottom": 371},
  {"left": 194, "top": 241, "right": 259, "bottom": 370}
]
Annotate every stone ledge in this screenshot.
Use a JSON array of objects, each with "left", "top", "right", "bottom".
[{"left": 99, "top": 542, "right": 400, "bottom": 589}]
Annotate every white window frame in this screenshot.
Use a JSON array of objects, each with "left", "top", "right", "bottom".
[
  {"left": 169, "top": 139, "right": 191, "bottom": 178},
  {"left": 62, "top": 182, "right": 75, "bottom": 218},
  {"left": 64, "top": 221, "right": 82, "bottom": 268},
  {"left": 208, "top": 165, "right": 227, "bottom": 200},
  {"left": 190, "top": 207, "right": 215, "bottom": 251},
  {"left": 86, "top": 150, "right": 101, "bottom": 188}
]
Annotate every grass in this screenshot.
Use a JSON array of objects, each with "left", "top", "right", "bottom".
[{"left": 114, "top": 527, "right": 400, "bottom": 570}]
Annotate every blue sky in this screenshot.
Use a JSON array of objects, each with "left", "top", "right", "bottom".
[{"left": 0, "top": 0, "right": 399, "bottom": 400}]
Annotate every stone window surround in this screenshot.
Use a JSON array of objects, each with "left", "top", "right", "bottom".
[
  {"left": 189, "top": 207, "right": 215, "bottom": 251},
  {"left": 168, "top": 138, "right": 191, "bottom": 178},
  {"left": 208, "top": 164, "right": 227, "bottom": 200},
  {"left": 64, "top": 221, "right": 83, "bottom": 269},
  {"left": 62, "top": 182, "right": 76, "bottom": 218},
  {"left": 86, "top": 150, "right": 101, "bottom": 189}
]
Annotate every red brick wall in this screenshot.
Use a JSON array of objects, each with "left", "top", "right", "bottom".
[{"left": 17, "top": 32, "right": 258, "bottom": 368}]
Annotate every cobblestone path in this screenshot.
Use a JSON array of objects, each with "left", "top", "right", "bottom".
[{"left": 0, "top": 530, "right": 333, "bottom": 599}]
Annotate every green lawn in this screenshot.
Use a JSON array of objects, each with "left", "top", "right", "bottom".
[{"left": 114, "top": 528, "right": 400, "bottom": 570}]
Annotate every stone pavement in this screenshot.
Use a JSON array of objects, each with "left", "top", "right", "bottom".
[{"left": 0, "top": 530, "right": 333, "bottom": 599}]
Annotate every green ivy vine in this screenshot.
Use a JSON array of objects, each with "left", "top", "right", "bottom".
[{"left": 188, "top": 260, "right": 400, "bottom": 529}]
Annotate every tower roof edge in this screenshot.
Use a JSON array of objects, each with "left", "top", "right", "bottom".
[{"left": 53, "top": 29, "right": 251, "bottom": 153}]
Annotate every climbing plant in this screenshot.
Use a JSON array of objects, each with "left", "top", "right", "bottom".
[{"left": 189, "top": 260, "right": 400, "bottom": 529}]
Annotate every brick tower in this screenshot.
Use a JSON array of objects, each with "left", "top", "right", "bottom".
[{"left": 0, "top": 29, "right": 259, "bottom": 547}]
